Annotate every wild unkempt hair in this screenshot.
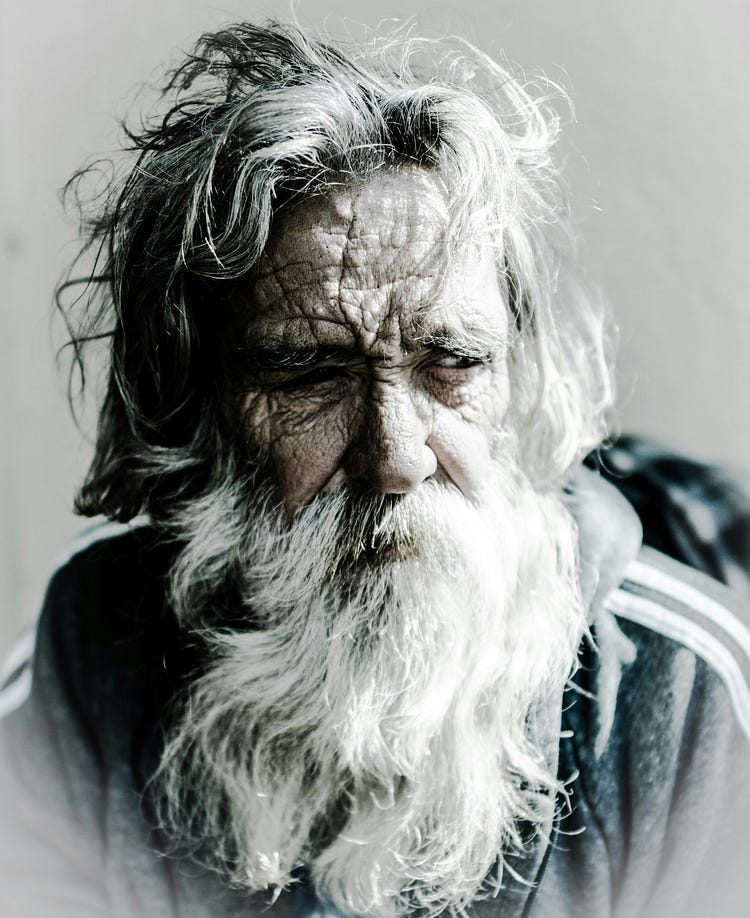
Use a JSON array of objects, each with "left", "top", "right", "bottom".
[{"left": 60, "top": 19, "right": 613, "bottom": 522}]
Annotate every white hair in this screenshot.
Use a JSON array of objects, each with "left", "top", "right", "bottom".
[
  {"left": 155, "top": 451, "right": 586, "bottom": 917},
  {"left": 66, "top": 19, "right": 613, "bottom": 522}
]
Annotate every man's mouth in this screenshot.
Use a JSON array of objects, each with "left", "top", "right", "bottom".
[{"left": 341, "top": 533, "right": 423, "bottom": 569}]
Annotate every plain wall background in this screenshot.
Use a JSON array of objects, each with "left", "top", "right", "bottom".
[{"left": 1, "top": 0, "right": 749, "bottom": 655}]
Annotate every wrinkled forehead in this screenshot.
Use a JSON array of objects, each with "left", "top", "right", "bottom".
[
  {"left": 260, "top": 168, "right": 454, "bottom": 281},
  {"left": 244, "top": 168, "right": 505, "bottom": 352}
]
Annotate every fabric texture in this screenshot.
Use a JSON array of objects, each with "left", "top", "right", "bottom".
[{"left": 1, "top": 436, "right": 749, "bottom": 917}]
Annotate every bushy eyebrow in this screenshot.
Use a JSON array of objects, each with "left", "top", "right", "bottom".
[
  {"left": 241, "top": 327, "right": 506, "bottom": 371},
  {"left": 419, "top": 328, "right": 506, "bottom": 360}
]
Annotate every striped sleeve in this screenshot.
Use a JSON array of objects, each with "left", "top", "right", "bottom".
[{"left": 606, "top": 544, "right": 750, "bottom": 741}]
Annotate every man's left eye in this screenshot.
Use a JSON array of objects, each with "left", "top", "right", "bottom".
[{"left": 431, "top": 353, "right": 486, "bottom": 371}]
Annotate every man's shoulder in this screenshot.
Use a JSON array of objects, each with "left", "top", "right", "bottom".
[
  {"left": 608, "top": 545, "right": 750, "bottom": 743},
  {"left": 43, "top": 517, "right": 169, "bottom": 606},
  {"left": 34, "top": 519, "right": 178, "bottom": 687},
  {"left": 2, "top": 520, "right": 154, "bottom": 705},
  {"left": 550, "top": 547, "right": 750, "bottom": 917},
  {"left": 578, "top": 435, "right": 750, "bottom": 749},
  {"left": 1, "top": 519, "right": 186, "bottom": 779},
  {"left": 563, "top": 535, "right": 750, "bottom": 822}
]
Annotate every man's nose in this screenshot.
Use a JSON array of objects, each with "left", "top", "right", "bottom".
[{"left": 344, "top": 383, "right": 437, "bottom": 494}]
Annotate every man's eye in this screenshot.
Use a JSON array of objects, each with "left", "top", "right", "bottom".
[
  {"left": 431, "top": 353, "right": 487, "bottom": 371},
  {"left": 282, "top": 365, "right": 345, "bottom": 389}
]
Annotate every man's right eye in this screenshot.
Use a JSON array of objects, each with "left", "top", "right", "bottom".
[{"left": 281, "top": 365, "right": 346, "bottom": 390}]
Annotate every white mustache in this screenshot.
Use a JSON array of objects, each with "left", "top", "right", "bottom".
[{"left": 289, "top": 478, "right": 501, "bottom": 576}]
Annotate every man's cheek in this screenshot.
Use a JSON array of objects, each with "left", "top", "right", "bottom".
[
  {"left": 242, "top": 390, "right": 329, "bottom": 451},
  {"left": 239, "top": 391, "right": 272, "bottom": 454},
  {"left": 268, "top": 411, "right": 352, "bottom": 512}
]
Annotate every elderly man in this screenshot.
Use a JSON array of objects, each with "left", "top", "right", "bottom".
[{"left": 1, "top": 19, "right": 749, "bottom": 918}]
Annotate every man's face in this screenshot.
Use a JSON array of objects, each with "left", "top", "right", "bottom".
[{"left": 238, "top": 168, "right": 511, "bottom": 512}]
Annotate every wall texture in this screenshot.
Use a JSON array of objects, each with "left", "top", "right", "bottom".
[{"left": 2, "top": 0, "right": 749, "bottom": 654}]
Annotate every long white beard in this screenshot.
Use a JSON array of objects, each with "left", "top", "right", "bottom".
[{"left": 156, "top": 467, "right": 586, "bottom": 918}]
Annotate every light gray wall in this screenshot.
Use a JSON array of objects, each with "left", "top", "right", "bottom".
[{"left": 2, "top": 0, "right": 749, "bottom": 654}]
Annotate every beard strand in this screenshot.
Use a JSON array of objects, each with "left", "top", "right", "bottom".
[{"left": 154, "top": 459, "right": 586, "bottom": 918}]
